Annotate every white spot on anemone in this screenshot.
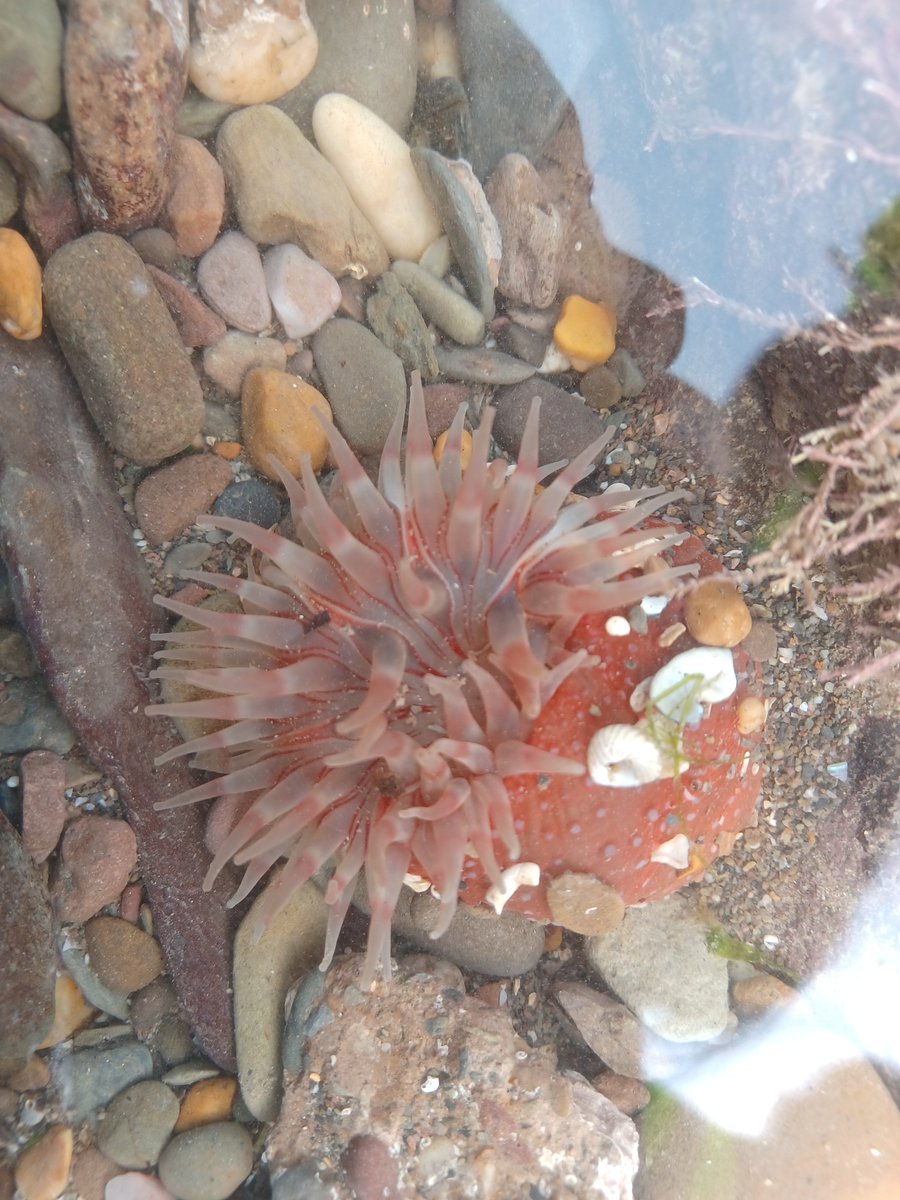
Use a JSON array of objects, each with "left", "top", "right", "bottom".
[{"left": 146, "top": 375, "right": 694, "bottom": 985}]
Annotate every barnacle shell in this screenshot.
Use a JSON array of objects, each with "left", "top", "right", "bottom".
[{"left": 587, "top": 721, "right": 685, "bottom": 788}]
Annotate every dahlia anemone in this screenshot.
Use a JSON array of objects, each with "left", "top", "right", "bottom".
[{"left": 147, "top": 376, "right": 761, "bottom": 984}]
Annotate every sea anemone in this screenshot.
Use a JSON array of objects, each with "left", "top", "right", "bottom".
[{"left": 147, "top": 376, "right": 759, "bottom": 984}]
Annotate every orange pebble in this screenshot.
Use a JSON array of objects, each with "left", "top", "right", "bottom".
[
  {"left": 38, "top": 974, "right": 96, "bottom": 1048},
  {"left": 433, "top": 427, "right": 473, "bottom": 469},
  {"left": 213, "top": 440, "right": 242, "bottom": 461},
  {"left": 174, "top": 1075, "right": 239, "bottom": 1132},
  {"left": 0, "top": 228, "right": 43, "bottom": 340},
  {"left": 552, "top": 294, "right": 616, "bottom": 370}
]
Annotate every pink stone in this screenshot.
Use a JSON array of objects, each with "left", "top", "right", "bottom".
[
  {"left": 262, "top": 243, "right": 341, "bottom": 339},
  {"left": 52, "top": 815, "right": 138, "bottom": 923},
  {"left": 21, "top": 750, "right": 67, "bottom": 864},
  {"left": 147, "top": 265, "right": 227, "bottom": 348},
  {"left": 160, "top": 135, "right": 225, "bottom": 257},
  {"left": 134, "top": 453, "right": 233, "bottom": 546},
  {"left": 198, "top": 231, "right": 271, "bottom": 333},
  {"left": 119, "top": 882, "right": 143, "bottom": 924}
]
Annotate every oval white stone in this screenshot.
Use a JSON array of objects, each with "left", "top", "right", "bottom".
[{"left": 312, "top": 92, "right": 443, "bottom": 261}]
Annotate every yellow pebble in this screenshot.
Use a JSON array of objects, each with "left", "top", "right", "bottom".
[
  {"left": 552, "top": 294, "right": 616, "bottom": 370},
  {"left": 433, "top": 427, "right": 473, "bottom": 469},
  {"left": 737, "top": 695, "right": 768, "bottom": 735},
  {"left": 241, "top": 368, "right": 333, "bottom": 481},
  {"left": 174, "top": 1075, "right": 239, "bottom": 1132},
  {"left": 14, "top": 1125, "right": 73, "bottom": 1200},
  {"left": 38, "top": 973, "right": 96, "bottom": 1049},
  {"left": 684, "top": 578, "right": 752, "bottom": 648},
  {"left": 0, "top": 228, "right": 43, "bottom": 340}
]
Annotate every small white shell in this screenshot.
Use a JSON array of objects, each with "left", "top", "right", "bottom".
[
  {"left": 587, "top": 721, "right": 682, "bottom": 788},
  {"left": 605, "top": 615, "right": 631, "bottom": 637},
  {"left": 650, "top": 833, "right": 691, "bottom": 870},
  {"left": 649, "top": 646, "right": 737, "bottom": 724},
  {"left": 485, "top": 862, "right": 541, "bottom": 915}
]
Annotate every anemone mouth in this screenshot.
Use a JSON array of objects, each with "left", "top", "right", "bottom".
[{"left": 146, "top": 373, "right": 692, "bottom": 986}]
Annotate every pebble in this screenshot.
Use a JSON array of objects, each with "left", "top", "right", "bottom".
[
  {"left": 43, "top": 233, "right": 204, "bottom": 465},
  {"left": 731, "top": 972, "right": 798, "bottom": 1022},
  {"left": 213, "top": 479, "right": 283, "bottom": 529},
  {"left": 38, "top": 972, "right": 96, "bottom": 1047},
  {"left": 580, "top": 364, "right": 624, "bottom": 412},
  {"left": 553, "top": 294, "right": 617, "bottom": 369},
  {"left": 270, "top": 954, "right": 639, "bottom": 1197},
  {"left": 456, "top": 0, "right": 568, "bottom": 177},
  {"left": 97, "top": 1081, "right": 180, "bottom": 1169},
  {"left": 21, "top": 749, "right": 67, "bottom": 863},
  {"left": 555, "top": 981, "right": 686, "bottom": 1081},
  {"left": 0, "top": 103, "right": 80, "bottom": 258},
  {"left": 684, "top": 578, "right": 753, "bottom": 647},
  {"left": 153, "top": 1015, "right": 195, "bottom": 1069},
  {"left": 409, "top": 74, "right": 472, "bottom": 160},
  {"left": 158, "top": 1123, "right": 253, "bottom": 1200},
  {"left": 189, "top": 0, "right": 318, "bottom": 106},
  {"left": 146, "top": 267, "right": 227, "bottom": 349},
  {"left": 130, "top": 976, "right": 179, "bottom": 1042},
  {"left": 422, "top": 381, "right": 470, "bottom": 437},
  {"left": 216, "top": 104, "right": 388, "bottom": 280},
  {"left": 241, "top": 368, "right": 333, "bottom": 480},
  {"left": 608, "top": 346, "right": 646, "bottom": 397},
  {"left": 58, "top": 941, "right": 130, "bottom": 1022},
  {"left": 365, "top": 272, "right": 438, "bottom": 379},
  {"left": 587, "top": 895, "right": 732, "bottom": 1043},
  {"left": 54, "top": 1040, "right": 154, "bottom": 1125},
  {"left": 391, "top": 258, "right": 485, "bottom": 345},
  {"left": 493, "top": 320, "right": 550, "bottom": 367},
  {"left": 493, "top": 376, "right": 608, "bottom": 466},
  {"left": 486, "top": 153, "right": 564, "bottom": 309},
  {"left": 0, "top": 677, "right": 76, "bottom": 755},
  {"left": 275, "top": 0, "right": 418, "bottom": 137},
  {"left": 64, "top": 0, "right": 187, "bottom": 233},
  {"left": 312, "top": 318, "right": 407, "bottom": 458},
  {"left": 546, "top": 872, "right": 626, "bottom": 937},
  {"left": 741, "top": 619, "right": 779, "bottom": 663},
  {"left": 434, "top": 344, "right": 536, "bottom": 384},
  {"left": 163, "top": 543, "right": 214, "bottom": 581},
  {"left": 159, "top": 136, "right": 225, "bottom": 257},
  {"left": 105, "top": 1172, "right": 175, "bottom": 1200},
  {"left": 313, "top": 92, "right": 442, "bottom": 261},
  {"left": 263, "top": 243, "right": 341, "bottom": 338},
  {"left": 83, "top": 916, "right": 165, "bottom": 996},
  {"left": 0, "top": 807, "right": 55, "bottom": 1062},
  {"left": 0, "top": 228, "right": 42, "bottom": 340},
  {"left": 202, "top": 331, "right": 287, "bottom": 399},
  {"left": 592, "top": 1070, "right": 652, "bottom": 1117},
  {"left": 233, "top": 878, "right": 329, "bottom": 1121},
  {"left": 0, "top": 0, "right": 63, "bottom": 120},
  {"left": 0, "top": 159, "right": 17, "bottom": 224},
  {"left": 13, "top": 1124, "right": 73, "bottom": 1200},
  {"left": 411, "top": 147, "right": 496, "bottom": 321},
  {"left": 173, "top": 1077, "right": 239, "bottom": 1133},
  {"left": 197, "top": 232, "right": 271, "bottom": 334},
  {"left": 8, "top": 1052, "right": 51, "bottom": 1091},
  {"left": 129, "top": 228, "right": 180, "bottom": 273},
  {"left": 134, "top": 455, "right": 233, "bottom": 546},
  {"left": 52, "top": 815, "right": 138, "bottom": 924}
]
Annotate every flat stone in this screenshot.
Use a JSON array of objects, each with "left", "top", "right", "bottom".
[
  {"left": 158, "top": 1123, "right": 253, "bottom": 1200},
  {"left": 135, "top": 455, "right": 233, "bottom": 546},
  {"left": 312, "top": 318, "right": 406, "bottom": 458},
  {"left": 241, "top": 368, "right": 333, "bottom": 481},
  {"left": 556, "top": 981, "right": 686, "bottom": 1081},
  {"left": 493, "top": 376, "right": 607, "bottom": 466},
  {"left": 546, "top": 872, "right": 626, "bottom": 937},
  {"left": 587, "top": 895, "right": 732, "bottom": 1043},
  {"left": 54, "top": 1040, "right": 154, "bottom": 1126},
  {"left": 216, "top": 104, "right": 388, "bottom": 280},
  {"left": 58, "top": 942, "right": 130, "bottom": 1023},
  {"left": 263, "top": 243, "right": 341, "bottom": 339},
  {"left": 12, "top": 1124, "right": 72, "bottom": 1200},
  {"left": 98, "top": 1081, "right": 180, "bottom": 1170},
  {"left": 275, "top": 0, "right": 417, "bottom": 136},
  {"left": 0, "top": 811, "right": 55, "bottom": 1063},
  {"left": 434, "top": 345, "right": 536, "bottom": 384},
  {"left": 64, "top": 0, "right": 188, "bottom": 233},
  {"left": 202, "top": 331, "right": 287, "bottom": 399},
  {"left": 83, "top": 916, "right": 165, "bottom": 996},
  {"left": 365, "top": 272, "right": 438, "bottom": 379},
  {"left": 146, "top": 267, "right": 227, "bottom": 349},
  {"left": 21, "top": 749, "right": 67, "bottom": 864},
  {"left": 486, "top": 152, "right": 564, "bottom": 309},
  {"left": 391, "top": 259, "right": 485, "bottom": 346},
  {"left": 197, "top": 232, "right": 271, "bottom": 334},
  {"left": 0, "top": 0, "right": 63, "bottom": 121},
  {"left": 159, "top": 136, "right": 225, "bottom": 257},
  {"left": 43, "top": 233, "right": 204, "bottom": 465},
  {"left": 52, "top": 815, "right": 138, "bottom": 924}
]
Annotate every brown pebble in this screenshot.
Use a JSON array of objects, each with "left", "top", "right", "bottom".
[
  {"left": 732, "top": 973, "right": 798, "bottom": 1022},
  {"left": 13, "top": 1124, "right": 73, "bottom": 1200},
  {"left": 129, "top": 227, "right": 179, "bottom": 271},
  {"left": 160, "top": 135, "right": 225, "bottom": 257},
  {"left": 146, "top": 266, "right": 227, "bottom": 349},
  {"left": 737, "top": 696, "right": 768, "bottom": 735},
  {"left": 0, "top": 627, "right": 36, "bottom": 676},
  {"left": 6, "top": 1054, "right": 51, "bottom": 1092},
  {"left": 591, "top": 1070, "right": 651, "bottom": 1116},
  {"left": 134, "top": 454, "right": 233, "bottom": 546},
  {"left": 580, "top": 364, "right": 623, "bottom": 412},
  {"left": 21, "top": 750, "right": 67, "bottom": 864},
  {"left": 546, "top": 872, "right": 625, "bottom": 936},
  {"left": 241, "top": 367, "right": 333, "bottom": 480},
  {"left": 52, "top": 815, "right": 138, "bottom": 923},
  {"left": 341, "top": 1134, "right": 400, "bottom": 1200},
  {"left": 68, "top": 1146, "right": 119, "bottom": 1200},
  {"left": 741, "top": 619, "right": 779, "bottom": 663},
  {"left": 83, "top": 915, "right": 165, "bottom": 995},
  {"left": 684, "top": 578, "right": 752, "bottom": 648}
]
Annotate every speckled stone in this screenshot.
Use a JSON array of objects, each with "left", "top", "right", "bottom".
[
  {"left": 83, "top": 916, "right": 165, "bottom": 996},
  {"left": 134, "top": 455, "right": 233, "bottom": 545},
  {"left": 202, "top": 331, "right": 287, "bottom": 399},
  {"left": 97, "top": 1081, "right": 180, "bottom": 1169},
  {"left": 54, "top": 1040, "right": 154, "bottom": 1125},
  {"left": 52, "top": 815, "right": 138, "bottom": 924},
  {"left": 197, "top": 232, "right": 271, "bottom": 334},
  {"left": 158, "top": 1122, "right": 253, "bottom": 1200},
  {"left": 213, "top": 479, "right": 282, "bottom": 528},
  {"left": 365, "top": 272, "right": 438, "bottom": 379},
  {"left": 312, "top": 318, "right": 406, "bottom": 458},
  {"left": 21, "top": 749, "right": 67, "bottom": 864},
  {"left": 160, "top": 135, "right": 225, "bottom": 257},
  {"left": 493, "top": 376, "right": 608, "bottom": 468}
]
